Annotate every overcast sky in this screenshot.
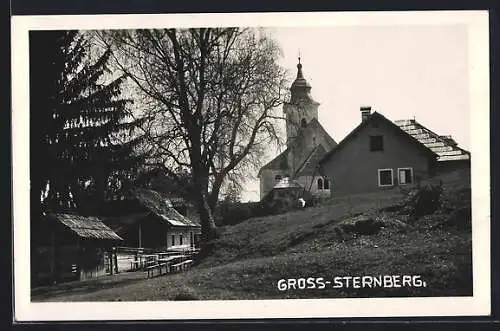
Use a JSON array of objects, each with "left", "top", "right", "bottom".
[{"left": 241, "top": 24, "right": 471, "bottom": 202}]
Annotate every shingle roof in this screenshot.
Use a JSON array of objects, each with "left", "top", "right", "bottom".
[
  {"left": 132, "top": 188, "right": 201, "bottom": 227},
  {"left": 47, "top": 213, "right": 123, "bottom": 241},
  {"left": 394, "top": 119, "right": 470, "bottom": 162}
]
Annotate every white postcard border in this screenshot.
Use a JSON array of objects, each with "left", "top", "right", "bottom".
[{"left": 11, "top": 10, "right": 491, "bottom": 321}]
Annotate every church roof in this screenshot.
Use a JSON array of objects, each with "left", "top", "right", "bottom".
[
  {"left": 289, "top": 58, "right": 317, "bottom": 104},
  {"left": 294, "top": 144, "right": 328, "bottom": 177},
  {"left": 258, "top": 118, "right": 337, "bottom": 177},
  {"left": 394, "top": 119, "right": 470, "bottom": 162},
  {"left": 300, "top": 118, "right": 337, "bottom": 149},
  {"left": 258, "top": 148, "right": 290, "bottom": 175}
]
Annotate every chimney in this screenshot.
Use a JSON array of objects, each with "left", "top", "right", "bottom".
[{"left": 360, "top": 106, "right": 371, "bottom": 121}]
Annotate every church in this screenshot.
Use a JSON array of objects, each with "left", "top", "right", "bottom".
[
  {"left": 258, "top": 59, "right": 337, "bottom": 200},
  {"left": 258, "top": 58, "right": 470, "bottom": 201}
]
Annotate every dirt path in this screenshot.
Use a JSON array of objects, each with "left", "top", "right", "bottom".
[{"left": 31, "top": 270, "right": 149, "bottom": 301}]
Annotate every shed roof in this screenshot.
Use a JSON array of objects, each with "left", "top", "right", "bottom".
[
  {"left": 47, "top": 213, "right": 123, "bottom": 241},
  {"left": 132, "top": 188, "right": 201, "bottom": 228}
]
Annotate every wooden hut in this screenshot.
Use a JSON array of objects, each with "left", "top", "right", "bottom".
[
  {"left": 102, "top": 188, "right": 202, "bottom": 251},
  {"left": 32, "top": 213, "right": 123, "bottom": 285}
]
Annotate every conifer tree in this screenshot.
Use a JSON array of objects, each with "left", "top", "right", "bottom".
[{"left": 29, "top": 30, "right": 143, "bottom": 217}]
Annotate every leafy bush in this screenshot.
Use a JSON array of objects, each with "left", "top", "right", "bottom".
[{"left": 402, "top": 182, "right": 443, "bottom": 221}]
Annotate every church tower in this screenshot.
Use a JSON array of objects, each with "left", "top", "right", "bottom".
[{"left": 283, "top": 58, "right": 320, "bottom": 148}]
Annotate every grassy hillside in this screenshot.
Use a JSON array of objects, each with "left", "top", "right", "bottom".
[{"left": 32, "top": 169, "right": 472, "bottom": 301}]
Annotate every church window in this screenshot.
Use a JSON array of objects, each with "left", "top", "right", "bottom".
[
  {"left": 370, "top": 135, "right": 384, "bottom": 151},
  {"left": 301, "top": 118, "right": 307, "bottom": 128},
  {"left": 275, "top": 175, "right": 282, "bottom": 181},
  {"left": 317, "top": 178, "right": 323, "bottom": 190},
  {"left": 324, "top": 178, "right": 330, "bottom": 190}
]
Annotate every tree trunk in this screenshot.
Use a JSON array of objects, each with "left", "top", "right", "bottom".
[
  {"left": 197, "top": 189, "right": 217, "bottom": 242},
  {"left": 192, "top": 167, "right": 217, "bottom": 243}
]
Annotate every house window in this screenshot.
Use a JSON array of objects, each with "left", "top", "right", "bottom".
[
  {"left": 171, "top": 235, "right": 175, "bottom": 246},
  {"left": 370, "top": 135, "right": 384, "bottom": 151},
  {"left": 317, "top": 178, "right": 323, "bottom": 190},
  {"left": 378, "top": 169, "right": 394, "bottom": 187},
  {"left": 398, "top": 167, "right": 414, "bottom": 185},
  {"left": 324, "top": 178, "right": 330, "bottom": 190},
  {"left": 301, "top": 118, "right": 307, "bottom": 127},
  {"left": 275, "top": 175, "right": 282, "bottom": 181},
  {"left": 179, "top": 235, "right": 183, "bottom": 245}
]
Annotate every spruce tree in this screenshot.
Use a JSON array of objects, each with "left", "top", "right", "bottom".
[{"left": 29, "top": 30, "right": 143, "bottom": 217}]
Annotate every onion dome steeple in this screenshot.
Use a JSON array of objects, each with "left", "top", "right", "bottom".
[{"left": 290, "top": 57, "right": 315, "bottom": 103}]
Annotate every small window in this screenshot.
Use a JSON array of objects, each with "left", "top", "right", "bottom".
[
  {"left": 370, "top": 135, "right": 384, "bottom": 151},
  {"left": 179, "top": 235, "right": 183, "bottom": 245},
  {"left": 171, "top": 235, "right": 175, "bottom": 246},
  {"left": 398, "top": 168, "right": 414, "bottom": 185},
  {"left": 301, "top": 118, "right": 307, "bottom": 127},
  {"left": 378, "top": 169, "right": 394, "bottom": 187},
  {"left": 324, "top": 178, "right": 330, "bottom": 190},
  {"left": 275, "top": 175, "right": 282, "bottom": 181},
  {"left": 317, "top": 178, "right": 323, "bottom": 190}
]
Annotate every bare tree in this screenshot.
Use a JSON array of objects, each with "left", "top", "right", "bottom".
[{"left": 95, "top": 28, "right": 288, "bottom": 241}]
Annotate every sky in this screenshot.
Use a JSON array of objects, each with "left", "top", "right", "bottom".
[{"left": 241, "top": 24, "right": 471, "bottom": 202}]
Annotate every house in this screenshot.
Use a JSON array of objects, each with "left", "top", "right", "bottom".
[
  {"left": 102, "top": 188, "right": 202, "bottom": 251},
  {"left": 258, "top": 58, "right": 337, "bottom": 200},
  {"left": 32, "top": 213, "right": 123, "bottom": 285},
  {"left": 318, "top": 107, "right": 471, "bottom": 196}
]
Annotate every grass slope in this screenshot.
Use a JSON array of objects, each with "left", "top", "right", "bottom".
[{"left": 32, "top": 170, "right": 472, "bottom": 301}]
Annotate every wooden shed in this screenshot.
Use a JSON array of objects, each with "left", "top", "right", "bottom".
[
  {"left": 102, "top": 188, "right": 202, "bottom": 251},
  {"left": 32, "top": 213, "right": 123, "bottom": 285}
]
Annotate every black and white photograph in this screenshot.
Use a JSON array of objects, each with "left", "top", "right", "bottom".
[{"left": 12, "top": 11, "right": 490, "bottom": 320}]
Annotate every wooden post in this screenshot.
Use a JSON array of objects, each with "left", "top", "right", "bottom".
[
  {"left": 108, "top": 249, "right": 114, "bottom": 275},
  {"left": 138, "top": 221, "right": 142, "bottom": 248},
  {"left": 76, "top": 237, "right": 81, "bottom": 280},
  {"left": 113, "top": 247, "right": 118, "bottom": 274},
  {"left": 50, "top": 229, "right": 55, "bottom": 282}
]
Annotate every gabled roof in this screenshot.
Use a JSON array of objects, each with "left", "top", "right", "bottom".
[
  {"left": 294, "top": 144, "right": 327, "bottom": 177},
  {"left": 258, "top": 118, "right": 337, "bottom": 176},
  {"left": 394, "top": 119, "right": 470, "bottom": 162},
  {"left": 46, "top": 213, "right": 123, "bottom": 241},
  {"left": 132, "top": 188, "right": 201, "bottom": 227},
  {"left": 303, "top": 118, "right": 337, "bottom": 149},
  {"left": 258, "top": 148, "right": 290, "bottom": 175},
  {"left": 319, "top": 112, "right": 438, "bottom": 165}
]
